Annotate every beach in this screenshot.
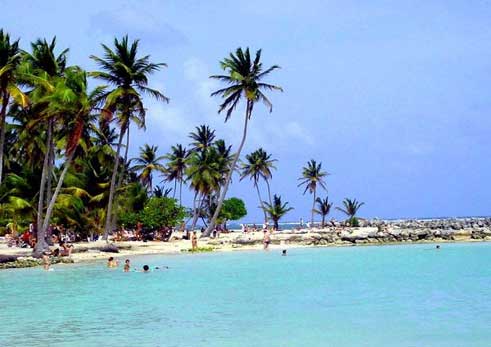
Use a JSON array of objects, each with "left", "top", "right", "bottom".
[{"left": 2, "top": 218, "right": 491, "bottom": 268}]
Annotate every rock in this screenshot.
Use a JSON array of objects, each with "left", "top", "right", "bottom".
[
  {"left": 98, "top": 244, "right": 119, "bottom": 253},
  {"left": 0, "top": 254, "right": 18, "bottom": 264}
]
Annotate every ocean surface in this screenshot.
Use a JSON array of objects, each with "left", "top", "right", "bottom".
[{"left": 1, "top": 243, "right": 490, "bottom": 347}]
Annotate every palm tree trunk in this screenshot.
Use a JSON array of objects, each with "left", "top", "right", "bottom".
[
  {"left": 255, "top": 182, "right": 267, "bottom": 223},
  {"left": 173, "top": 180, "right": 177, "bottom": 199},
  {"left": 104, "top": 127, "right": 126, "bottom": 240},
  {"left": 0, "top": 92, "right": 9, "bottom": 185},
  {"left": 311, "top": 189, "right": 316, "bottom": 227},
  {"left": 322, "top": 214, "right": 325, "bottom": 228},
  {"left": 111, "top": 125, "right": 130, "bottom": 231},
  {"left": 179, "top": 179, "right": 183, "bottom": 207},
  {"left": 204, "top": 101, "right": 251, "bottom": 236},
  {"left": 190, "top": 192, "right": 201, "bottom": 231},
  {"left": 36, "top": 118, "right": 53, "bottom": 249},
  {"left": 40, "top": 151, "right": 76, "bottom": 239},
  {"left": 265, "top": 179, "right": 272, "bottom": 205},
  {"left": 45, "top": 141, "right": 55, "bottom": 208}
]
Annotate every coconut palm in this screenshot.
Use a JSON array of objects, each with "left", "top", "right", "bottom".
[
  {"left": 186, "top": 148, "right": 221, "bottom": 231},
  {"left": 314, "top": 196, "right": 333, "bottom": 228},
  {"left": 263, "top": 194, "right": 293, "bottom": 230},
  {"left": 153, "top": 185, "right": 172, "bottom": 198},
  {"left": 20, "top": 37, "right": 69, "bottom": 253},
  {"left": 205, "top": 47, "right": 282, "bottom": 236},
  {"left": 164, "top": 144, "right": 189, "bottom": 205},
  {"left": 336, "top": 198, "right": 365, "bottom": 226},
  {"left": 131, "top": 144, "right": 166, "bottom": 192},
  {"left": 90, "top": 35, "right": 168, "bottom": 238},
  {"left": 298, "top": 159, "right": 328, "bottom": 226},
  {"left": 0, "top": 30, "right": 28, "bottom": 184},
  {"left": 189, "top": 124, "right": 216, "bottom": 153}
]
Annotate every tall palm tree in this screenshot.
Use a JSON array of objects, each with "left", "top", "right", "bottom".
[
  {"left": 164, "top": 144, "right": 189, "bottom": 206},
  {"left": 336, "top": 198, "right": 365, "bottom": 226},
  {"left": 298, "top": 159, "right": 328, "bottom": 226},
  {"left": 0, "top": 30, "right": 28, "bottom": 184},
  {"left": 314, "top": 196, "right": 333, "bottom": 228},
  {"left": 90, "top": 35, "right": 168, "bottom": 238},
  {"left": 34, "top": 66, "right": 95, "bottom": 255},
  {"left": 189, "top": 124, "right": 215, "bottom": 153},
  {"left": 131, "top": 144, "right": 165, "bottom": 192},
  {"left": 240, "top": 148, "right": 276, "bottom": 222},
  {"left": 263, "top": 194, "right": 293, "bottom": 230},
  {"left": 205, "top": 47, "right": 282, "bottom": 236},
  {"left": 21, "top": 37, "right": 69, "bottom": 251}
]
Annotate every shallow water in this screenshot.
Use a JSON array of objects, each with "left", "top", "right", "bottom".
[{"left": 1, "top": 243, "right": 490, "bottom": 347}]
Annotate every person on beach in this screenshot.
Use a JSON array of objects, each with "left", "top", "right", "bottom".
[
  {"left": 191, "top": 231, "right": 198, "bottom": 251},
  {"left": 123, "top": 259, "right": 131, "bottom": 272},
  {"left": 263, "top": 229, "right": 271, "bottom": 250},
  {"left": 107, "top": 257, "right": 118, "bottom": 268}
]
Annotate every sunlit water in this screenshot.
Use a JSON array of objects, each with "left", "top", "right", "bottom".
[{"left": 1, "top": 243, "right": 491, "bottom": 347}]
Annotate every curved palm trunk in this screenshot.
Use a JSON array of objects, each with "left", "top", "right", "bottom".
[
  {"left": 255, "top": 182, "right": 267, "bottom": 223},
  {"left": 311, "top": 189, "right": 316, "bottom": 227},
  {"left": 0, "top": 92, "right": 9, "bottom": 184},
  {"left": 104, "top": 128, "right": 126, "bottom": 240},
  {"left": 34, "top": 151, "right": 75, "bottom": 257},
  {"left": 35, "top": 118, "right": 53, "bottom": 254},
  {"left": 45, "top": 141, "right": 55, "bottom": 208},
  {"left": 204, "top": 102, "right": 251, "bottom": 236}
]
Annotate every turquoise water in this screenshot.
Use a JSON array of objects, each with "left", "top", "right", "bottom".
[{"left": 1, "top": 243, "right": 491, "bottom": 347}]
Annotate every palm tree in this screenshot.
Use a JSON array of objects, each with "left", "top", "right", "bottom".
[
  {"left": 34, "top": 66, "right": 95, "bottom": 255},
  {"left": 186, "top": 148, "right": 221, "bottom": 231},
  {"left": 336, "top": 198, "right": 365, "bottom": 226},
  {"left": 20, "top": 37, "right": 69, "bottom": 253},
  {"left": 298, "top": 159, "right": 328, "bottom": 226},
  {"left": 153, "top": 185, "right": 172, "bottom": 198},
  {"left": 314, "top": 196, "right": 333, "bottom": 228},
  {"left": 0, "top": 30, "right": 28, "bottom": 184},
  {"left": 205, "top": 47, "right": 282, "bottom": 236},
  {"left": 189, "top": 124, "right": 216, "bottom": 152},
  {"left": 90, "top": 35, "right": 168, "bottom": 238},
  {"left": 263, "top": 194, "right": 293, "bottom": 230},
  {"left": 164, "top": 144, "right": 189, "bottom": 206},
  {"left": 131, "top": 144, "right": 165, "bottom": 192}
]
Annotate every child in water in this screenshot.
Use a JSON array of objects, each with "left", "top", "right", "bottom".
[
  {"left": 123, "top": 259, "right": 131, "bottom": 272},
  {"left": 107, "top": 257, "right": 118, "bottom": 268}
]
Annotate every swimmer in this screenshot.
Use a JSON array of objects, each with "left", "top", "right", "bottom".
[
  {"left": 142, "top": 265, "right": 150, "bottom": 272},
  {"left": 107, "top": 257, "right": 118, "bottom": 268},
  {"left": 436, "top": 245, "right": 440, "bottom": 249},
  {"left": 123, "top": 259, "right": 131, "bottom": 272},
  {"left": 282, "top": 249, "right": 287, "bottom": 256}
]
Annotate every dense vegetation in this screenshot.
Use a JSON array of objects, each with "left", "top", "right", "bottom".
[{"left": 0, "top": 29, "right": 364, "bottom": 256}]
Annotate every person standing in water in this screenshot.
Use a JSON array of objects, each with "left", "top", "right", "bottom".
[
  {"left": 42, "top": 251, "right": 51, "bottom": 271},
  {"left": 263, "top": 229, "right": 271, "bottom": 250},
  {"left": 123, "top": 259, "right": 131, "bottom": 272},
  {"left": 191, "top": 231, "right": 198, "bottom": 251}
]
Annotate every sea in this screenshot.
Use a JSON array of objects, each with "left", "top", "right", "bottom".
[{"left": 0, "top": 242, "right": 490, "bottom": 347}]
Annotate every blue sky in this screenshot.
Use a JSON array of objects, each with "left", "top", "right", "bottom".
[{"left": 4, "top": 0, "right": 491, "bottom": 222}]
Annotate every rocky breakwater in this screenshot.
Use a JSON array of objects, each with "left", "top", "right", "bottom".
[{"left": 227, "top": 218, "right": 491, "bottom": 248}]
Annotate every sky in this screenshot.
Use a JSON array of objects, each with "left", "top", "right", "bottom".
[{"left": 3, "top": 0, "right": 491, "bottom": 222}]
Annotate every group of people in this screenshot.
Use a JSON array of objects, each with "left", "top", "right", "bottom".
[{"left": 107, "top": 257, "right": 168, "bottom": 272}]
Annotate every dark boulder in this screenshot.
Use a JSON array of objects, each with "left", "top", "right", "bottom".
[{"left": 0, "top": 254, "right": 18, "bottom": 264}]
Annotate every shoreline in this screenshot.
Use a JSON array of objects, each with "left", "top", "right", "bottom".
[{"left": 2, "top": 226, "right": 491, "bottom": 269}]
